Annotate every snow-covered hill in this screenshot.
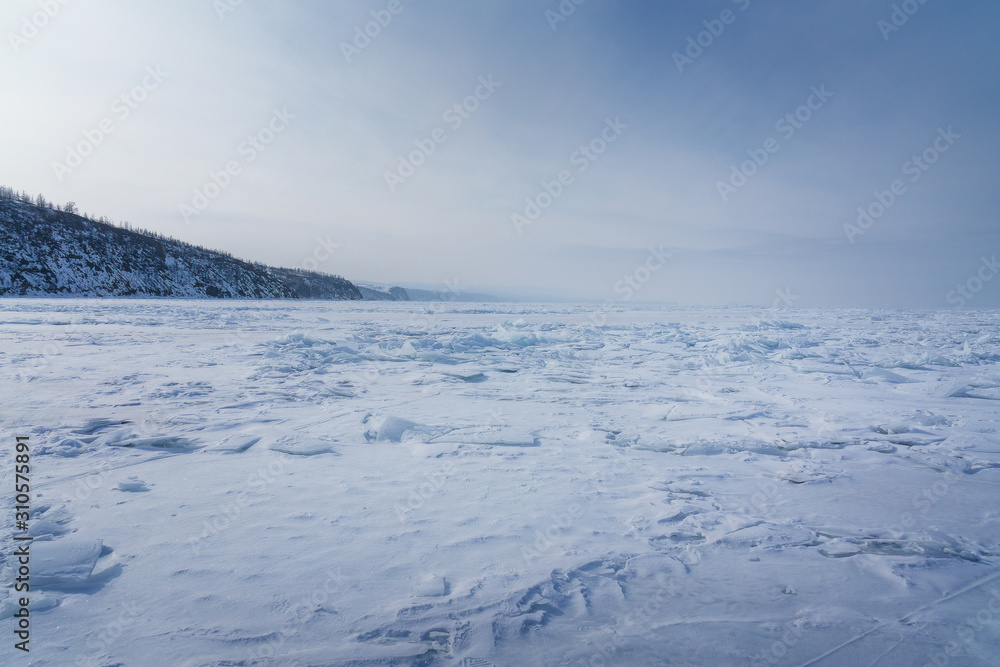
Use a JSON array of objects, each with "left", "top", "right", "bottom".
[{"left": 0, "top": 197, "right": 362, "bottom": 300}]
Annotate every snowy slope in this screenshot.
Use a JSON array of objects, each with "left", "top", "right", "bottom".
[
  {"left": 1, "top": 301, "right": 999, "bottom": 665},
  {"left": 0, "top": 198, "right": 361, "bottom": 300}
]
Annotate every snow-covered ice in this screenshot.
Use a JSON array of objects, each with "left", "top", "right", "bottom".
[{"left": 1, "top": 299, "right": 999, "bottom": 665}]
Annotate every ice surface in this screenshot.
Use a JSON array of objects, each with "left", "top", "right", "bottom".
[
  {"left": 1, "top": 300, "right": 999, "bottom": 665},
  {"left": 115, "top": 476, "right": 150, "bottom": 492},
  {"left": 268, "top": 436, "right": 335, "bottom": 456},
  {"left": 412, "top": 574, "right": 448, "bottom": 597},
  {"left": 375, "top": 416, "right": 424, "bottom": 443},
  {"left": 209, "top": 433, "right": 261, "bottom": 453},
  {"left": 432, "top": 428, "right": 539, "bottom": 447},
  {"left": 37, "top": 437, "right": 89, "bottom": 457},
  {"left": 31, "top": 540, "right": 104, "bottom": 587}
]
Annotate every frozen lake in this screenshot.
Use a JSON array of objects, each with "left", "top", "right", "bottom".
[{"left": 2, "top": 300, "right": 999, "bottom": 665}]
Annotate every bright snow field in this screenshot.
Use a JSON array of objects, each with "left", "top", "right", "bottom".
[{"left": 1, "top": 300, "right": 999, "bottom": 666}]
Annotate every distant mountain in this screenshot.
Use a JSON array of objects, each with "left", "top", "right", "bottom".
[
  {"left": 403, "top": 287, "right": 502, "bottom": 302},
  {"left": 0, "top": 193, "right": 404, "bottom": 301},
  {"left": 355, "top": 282, "right": 501, "bottom": 302},
  {"left": 355, "top": 283, "right": 411, "bottom": 301}
]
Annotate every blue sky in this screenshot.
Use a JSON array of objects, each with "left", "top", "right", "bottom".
[{"left": 2, "top": 0, "right": 997, "bottom": 306}]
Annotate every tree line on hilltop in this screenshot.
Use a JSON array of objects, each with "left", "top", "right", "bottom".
[{"left": 0, "top": 185, "right": 347, "bottom": 281}]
